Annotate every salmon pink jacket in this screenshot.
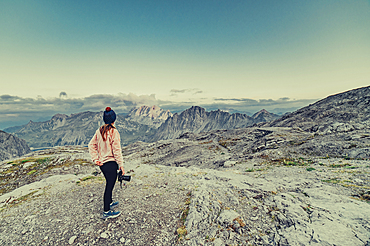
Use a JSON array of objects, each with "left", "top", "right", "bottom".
[{"left": 88, "top": 128, "right": 124, "bottom": 168}]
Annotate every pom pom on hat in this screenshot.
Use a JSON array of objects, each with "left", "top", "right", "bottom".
[{"left": 103, "top": 107, "right": 116, "bottom": 124}]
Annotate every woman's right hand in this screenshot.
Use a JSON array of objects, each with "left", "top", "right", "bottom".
[
  {"left": 119, "top": 166, "right": 125, "bottom": 175},
  {"left": 95, "top": 161, "right": 103, "bottom": 166}
]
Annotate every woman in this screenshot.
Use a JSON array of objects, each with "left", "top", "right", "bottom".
[{"left": 88, "top": 107, "right": 125, "bottom": 219}]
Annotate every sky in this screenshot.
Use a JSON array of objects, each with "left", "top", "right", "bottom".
[{"left": 0, "top": 0, "right": 369, "bottom": 129}]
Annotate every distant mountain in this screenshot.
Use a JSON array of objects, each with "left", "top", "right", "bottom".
[
  {"left": 148, "top": 106, "right": 259, "bottom": 141},
  {"left": 263, "top": 86, "right": 370, "bottom": 134},
  {"left": 127, "top": 105, "right": 173, "bottom": 127},
  {"left": 252, "top": 109, "right": 280, "bottom": 122},
  {"left": 5, "top": 111, "right": 156, "bottom": 148},
  {"left": 0, "top": 131, "right": 30, "bottom": 161}
]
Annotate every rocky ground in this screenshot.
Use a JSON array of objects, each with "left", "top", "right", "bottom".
[{"left": 1, "top": 126, "right": 370, "bottom": 245}]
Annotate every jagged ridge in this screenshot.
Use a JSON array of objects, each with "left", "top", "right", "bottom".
[{"left": 149, "top": 106, "right": 265, "bottom": 142}]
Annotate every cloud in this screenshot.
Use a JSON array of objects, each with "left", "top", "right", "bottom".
[
  {"left": 59, "top": 91, "right": 68, "bottom": 99},
  {"left": 170, "top": 88, "right": 203, "bottom": 96},
  {"left": 207, "top": 97, "right": 318, "bottom": 114},
  {"left": 170, "top": 89, "right": 187, "bottom": 94},
  {"left": 0, "top": 93, "right": 164, "bottom": 129}
]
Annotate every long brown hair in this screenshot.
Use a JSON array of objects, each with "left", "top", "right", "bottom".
[{"left": 99, "top": 124, "right": 116, "bottom": 141}]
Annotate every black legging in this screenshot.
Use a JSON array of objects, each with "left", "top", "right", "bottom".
[{"left": 99, "top": 161, "right": 118, "bottom": 211}]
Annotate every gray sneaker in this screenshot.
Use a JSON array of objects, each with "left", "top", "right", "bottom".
[{"left": 102, "top": 210, "right": 121, "bottom": 219}]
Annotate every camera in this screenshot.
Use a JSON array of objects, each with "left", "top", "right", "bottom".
[{"left": 117, "top": 170, "right": 131, "bottom": 187}]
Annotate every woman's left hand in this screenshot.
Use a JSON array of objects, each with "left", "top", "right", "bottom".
[{"left": 95, "top": 161, "right": 103, "bottom": 166}]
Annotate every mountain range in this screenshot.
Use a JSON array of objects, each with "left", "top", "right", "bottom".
[{"left": 3, "top": 106, "right": 279, "bottom": 150}]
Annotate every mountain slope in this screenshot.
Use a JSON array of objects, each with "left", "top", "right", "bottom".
[{"left": 263, "top": 86, "right": 370, "bottom": 133}]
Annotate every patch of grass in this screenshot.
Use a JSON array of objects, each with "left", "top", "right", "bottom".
[
  {"left": 1, "top": 169, "right": 14, "bottom": 174},
  {"left": 234, "top": 216, "right": 246, "bottom": 227},
  {"left": 301, "top": 204, "right": 313, "bottom": 213},
  {"left": 341, "top": 184, "right": 370, "bottom": 189},
  {"left": 76, "top": 176, "right": 104, "bottom": 186},
  {"left": 177, "top": 191, "right": 192, "bottom": 241},
  {"left": 289, "top": 140, "right": 306, "bottom": 146},
  {"left": 40, "top": 158, "right": 88, "bottom": 175},
  {"left": 245, "top": 169, "right": 254, "bottom": 172},
  {"left": 27, "top": 170, "right": 37, "bottom": 175},
  {"left": 321, "top": 178, "right": 340, "bottom": 184},
  {"left": 344, "top": 166, "right": 358, "bottom": 169},
  {"left": 6, "top": 190, "right": 43, "bottom": 208},
  {"left": 80, "top": 176, "right": 95, "bottom": 182},
  {"left": 282, "top": 159, "right": 309, "bottom": 166},
  {"left": 271, "top": 157, "right": 312, "bottom": 167},
  {"left": 306, "top": 167, "right": 315, "bottom": 171},
  {"left": 177, "top": 226, "right": 187, "bottom": 241},
  {"left": 329, "top": 163, "right": 351, "bottom": 168}
]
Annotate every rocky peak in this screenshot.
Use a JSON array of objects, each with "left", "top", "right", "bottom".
[
  {"left": 128, "top": 105, "right": 172, "bottom": 121},
  {"left": 0, "top": 130, "right": 30, "bottom": 161},
  {"left": 252, "top": 109, "right": 280, "bottom": 122},
  {"left": 252, "top": 109, "right": 269, "bottom": 118},
  {"left": 51, "top": 114, "right": 68, "bottom": 121},
  {"left": 178, "top": 106, "right": 206, "bottom": 119}
]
